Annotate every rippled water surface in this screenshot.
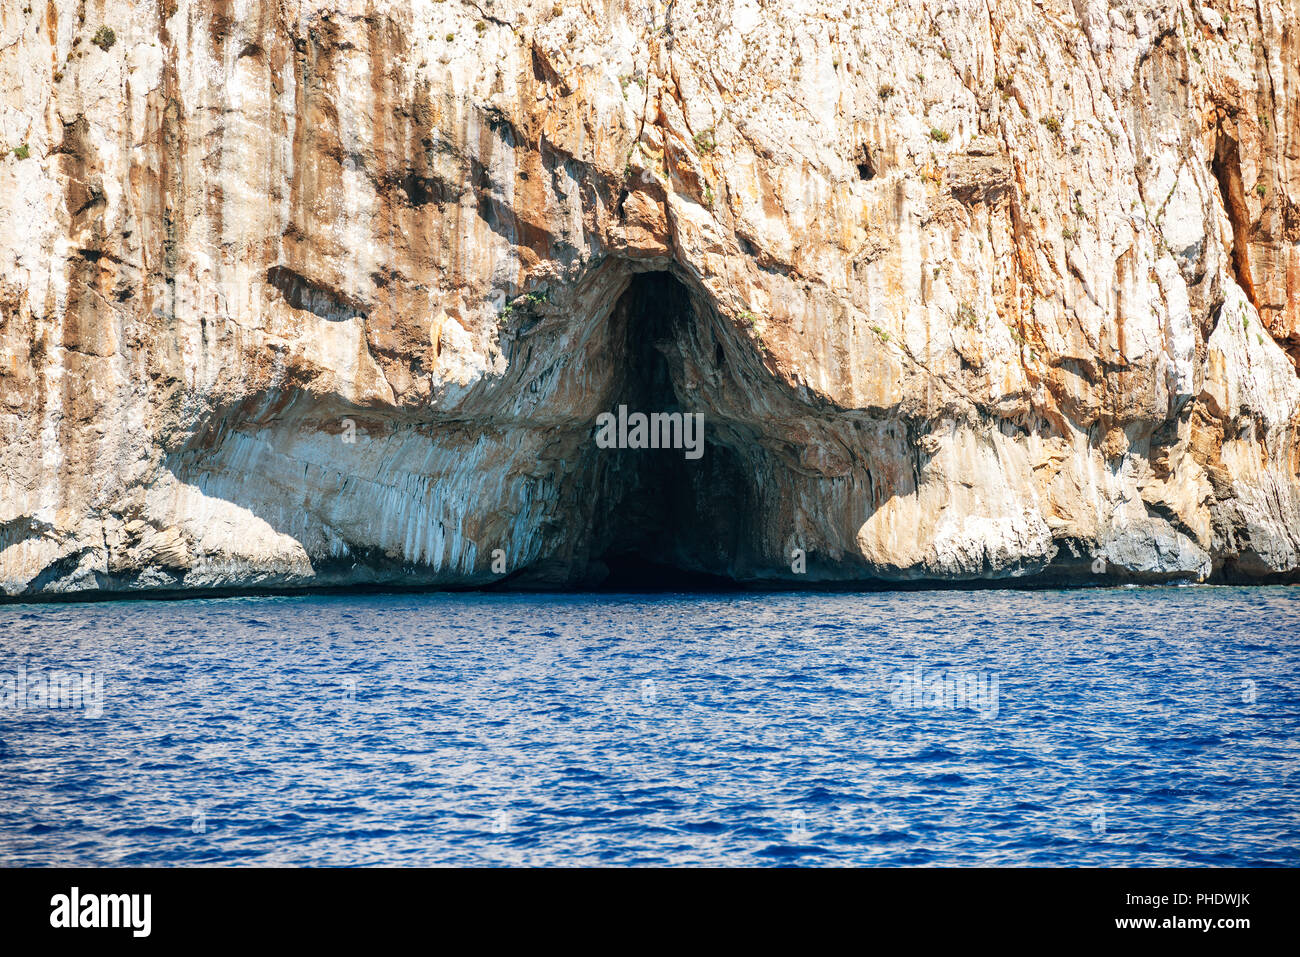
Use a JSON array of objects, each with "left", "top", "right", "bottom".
[{"left": 1, "top": 588, "right": 1297, "bottom": 866}]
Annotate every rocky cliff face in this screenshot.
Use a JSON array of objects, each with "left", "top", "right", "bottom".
[{"left": 1, "top": 0, "right": 1298, "bottom": 597}]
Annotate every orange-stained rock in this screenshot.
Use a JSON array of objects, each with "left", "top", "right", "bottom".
[{"left": 0, "top": 0, "right": 1298, "bottom": 596}]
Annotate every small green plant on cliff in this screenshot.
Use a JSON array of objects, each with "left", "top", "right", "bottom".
[
  {"left": 693, "top": 127, "right": 717, "bottom": 154},
  {"left": 1255, "top": 183, "right": 1267, "bottom": 197},
  {"left": 499, "top": 289, "right": 551, "bottom": 322},
  {"left": 11, "top": 143, "right": 30, "bottom": 160},
  {"left": 954, "top": 302, "right": 978, "bottom": 328},
  {"left": 475, "top": 21, "right": 487, "bottom": 35},
  {"left": 1040, "top": 115, "right": 1061, "bottom": 135},
  {"left": 870, "top": 323, "right": 891, "bottom": 343},
  {"left": 91, "top": 26, "right": 116, "bottom": 51},
  {"left": 929, "top": 127, "right": 949, "bottom": 143},
  {"left": 878, "top": 83, "right": 895, "bottom": 100},
  {"left": 445, "top": 33, "right": 455, "bottom": 42},
  {"left": 733, "top": 310, "right": 766, "bottom": 350}
]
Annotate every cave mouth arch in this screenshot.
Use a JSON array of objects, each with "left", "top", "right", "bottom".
[{"left": 580, "top": 269, "right": 758, "bottom": 589}]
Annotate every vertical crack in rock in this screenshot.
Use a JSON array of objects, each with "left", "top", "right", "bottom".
[{"left": 1212, "top": 129, "right": 1260, "bottom": 311}]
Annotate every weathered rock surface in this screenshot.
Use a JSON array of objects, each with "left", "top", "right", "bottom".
[{"left": 1, "top": 0, "right": 1298, "bottom": 597}]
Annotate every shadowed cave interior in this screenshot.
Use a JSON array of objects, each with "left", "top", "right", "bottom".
[{"left": 581, "top": 271, "right": 756, "bottom": 589}]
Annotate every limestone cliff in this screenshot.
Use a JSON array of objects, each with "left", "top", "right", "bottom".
[{"left": 1, "top": 0, "right": 1298, "bottom": 596}]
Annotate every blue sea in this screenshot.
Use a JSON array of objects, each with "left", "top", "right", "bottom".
[{"left": 0, "top": 587, "right": 1297, "bottom": 866}]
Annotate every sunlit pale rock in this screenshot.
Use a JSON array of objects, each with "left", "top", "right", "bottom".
[{"left": 1, "top": 0, "right": 1298, "bottom": 596}]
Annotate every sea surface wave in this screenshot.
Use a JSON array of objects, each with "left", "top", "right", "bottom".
[{"left": 1, "top": 587, "right": 1296, "bottom": 866}]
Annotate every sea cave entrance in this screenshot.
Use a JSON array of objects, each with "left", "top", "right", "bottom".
[{"left": 583, "top": 271, "right": 757, "bottom": 589}]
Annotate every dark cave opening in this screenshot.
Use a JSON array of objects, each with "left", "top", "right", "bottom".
[
  {"left": 855, "top": 144, "right": 877, "bottom": 181},
  {"left": 587, "top": 271, "right": 755, "bottom": 588}
]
